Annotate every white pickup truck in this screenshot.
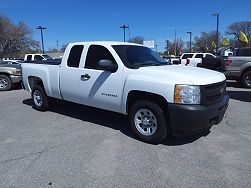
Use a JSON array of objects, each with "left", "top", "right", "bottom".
[
  {"left": 22, "top": 41, "right": 229, "bottom": 144},
  {"left": 179, "top": 53, "right": 216, "bottom": 67},
  {"left": 24, "top": 54, "right": 53, "bottom": 61}
]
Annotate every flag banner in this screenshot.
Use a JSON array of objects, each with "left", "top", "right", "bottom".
[
  {"left": 239, "top": 31, "right": 248, "bottom": 43},
  {"left": 222, "top": 38, "right": 230, "bottom": 46},
  {"left": 212, "top": 41, "right": 216, "bottom": 49}
]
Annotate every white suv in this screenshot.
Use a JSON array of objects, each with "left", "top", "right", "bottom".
[{"left": 179, "top": 53, "right": 216, "bottom": 65}]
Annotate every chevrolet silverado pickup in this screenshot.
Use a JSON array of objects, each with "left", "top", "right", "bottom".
[{"left": 21, "top": 41, "right": 229, "bottom": 144}]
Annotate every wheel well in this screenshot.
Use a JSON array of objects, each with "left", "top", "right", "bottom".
[
  {"left": 241, "top": 67, "right": 251, "bottom": 77},
  {"left": 28, "top": 76, "right": 44, "bottom": 91},
  {"left": 127, "top": 91, "right": 169, "bottom": 116},
  {"left": 0, "top": 73, "right": 10, "bottom": 78}
]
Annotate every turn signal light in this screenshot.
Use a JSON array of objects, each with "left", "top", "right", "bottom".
[{"left": 225, "top": 59, "right": 232, "bottom": 67}]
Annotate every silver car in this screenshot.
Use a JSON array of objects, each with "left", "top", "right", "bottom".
[{"left": 0, "top": 61, "right": 22, "bottom": 91}]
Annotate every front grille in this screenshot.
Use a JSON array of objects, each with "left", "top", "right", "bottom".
[{"left": 201, "top": 81, "right": 226, "bottom": 105}]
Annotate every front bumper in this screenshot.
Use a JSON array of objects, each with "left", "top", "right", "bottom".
[
  {"left": 10, "top": 75, "right": 22, "bottom": 83},
  {"left": 168, "top": 95, "right": 229, "bottom": 133}
]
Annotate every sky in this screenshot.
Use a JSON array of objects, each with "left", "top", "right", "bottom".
[{"left": 0, "top": 0, "right": 250, "bottom": 51}]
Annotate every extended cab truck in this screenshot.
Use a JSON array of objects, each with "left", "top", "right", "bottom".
[
  {"left": 224, "top": 48, "right": 251, "bottom": 88},
  {"left": 24, "top": 54, "right": 53, "bottom": 61},
  {"left": 22, "top": 41, "right": 229, "bottom": 144}
]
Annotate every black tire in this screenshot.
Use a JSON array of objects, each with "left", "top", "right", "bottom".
[
  {"left": 129, "top": 100, "right": 169, "bottom": 144},
  {"left": 241, "top": 71, "right": 251, "bottom": 88},
  {"left": 0, "top": 75, "right": 12, "bottom": 91},
  {"left": 31, "top": 85, "right": 49, "bottom": 111}
]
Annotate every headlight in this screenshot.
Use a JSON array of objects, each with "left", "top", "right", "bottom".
[
  {"left": 174, "top": 85, "right": 200, "bottom": 104},
  {"left": 15, "top": 69, "right": 22, "bottom": 75}
]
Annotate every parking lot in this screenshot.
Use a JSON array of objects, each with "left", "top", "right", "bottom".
[{"left": 0, "top": 82, "right": 250, "bottom": 188}]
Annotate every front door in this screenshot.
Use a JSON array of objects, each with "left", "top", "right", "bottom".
[{"left": 79, "top": 45, "right": 124, "bottom": 113}]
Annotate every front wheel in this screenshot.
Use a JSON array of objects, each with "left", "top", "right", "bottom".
[
  {"left": 129, "top": 100, "right": 169, "bottom": 144},
  {"left": 0, "top": 75, "right": 12, "bottom": 91},
  {"left": 241, "top": 71, "right": 251, "bottom": 88},
  {"left": 31, "top": 85, "right": 49, "bottom": 111}
]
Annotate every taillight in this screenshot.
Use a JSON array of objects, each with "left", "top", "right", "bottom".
[
  {"left": 225, "top": 59, "right": 232, "bottom": 67},
  {"left": 185, "top": 59, "right": 190, "bottom": 66}
]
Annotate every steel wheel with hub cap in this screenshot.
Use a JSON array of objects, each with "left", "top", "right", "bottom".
[
  {"left": 32, "top": 85, "right": 49, "bottom": 111},
  {"left": 129, "top": 100, "right": 169, "bottom": 144},
  {"left": 0, "top": 75, "right": 12, "bottom": 91}
]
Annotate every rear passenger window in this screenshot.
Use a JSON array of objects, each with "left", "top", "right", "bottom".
[
  {"left": 67, "top": 45, "right": 84, "bottom": 67},
  {"left": 85, "top": 45, "right": 116, "bottom": 69},
  {"left": 195, "top": 54, "right": 203, "bottom": 58},
  {"left": 182, "top": 54, "right": 194, "bottom": 59},
  {"left": 34, "top": 55, "right": 43, "bottom": 60},
  {"left": 27, "top": 55, "right": 32, "bottom": 61},
  {"left": 206, "top": 54, "right": 214, "bottom": 58},
  {"left": 240, "top": 49, "right": 251, "bottom": 56}
]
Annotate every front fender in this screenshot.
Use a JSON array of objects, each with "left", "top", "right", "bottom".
[{"left": 121, "top": 74, "right": 175, "bottom": 114}]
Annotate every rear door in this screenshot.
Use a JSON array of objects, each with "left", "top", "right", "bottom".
[{"left": 60, "top": 45, "right": 84, "bottom": 103}]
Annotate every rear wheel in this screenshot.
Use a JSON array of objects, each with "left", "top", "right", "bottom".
[
  {"left": 241, "top": 71, "right": 251, "bottom": 88},
  {"left": 31, "top": 85, "right": 49, "bottom": 111},
  {"left": 0, "top": 75, "right": 12, "bottom": 91},
  {"left": 129, "top": 100, "right": 169, "bottom": 144}
]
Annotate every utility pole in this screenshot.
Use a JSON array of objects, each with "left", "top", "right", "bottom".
[
  {"left": 174, "top": 28, "right": 177, "bottom": 55},
  {"left": 120, "top": 24, "right": 129, "bottom": 42},
  {"left": 56, "top": 40, "right": 59, "bottom": 50},
  {"left": 165, "top": 40, "right": 169, "bottom": 55},
  {"left": 36, "top": 26, "right": 46, "bottom": 54},
  {"left": 187, "top": 32, "right": 192, "bottom": 53},
  {"left": 212, "top": 13, "right": 219, "bottom": 55}
]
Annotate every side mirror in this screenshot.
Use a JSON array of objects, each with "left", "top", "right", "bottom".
[{"left": 96, "top": 59, "right": 118, "bottom": 73}]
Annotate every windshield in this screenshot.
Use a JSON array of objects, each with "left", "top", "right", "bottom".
[
  {"left": 112, "top": 45, "right": 169, "bottom": 69},
  {"left": 42, "top": 54, "right": 53, "bottom": 60}
]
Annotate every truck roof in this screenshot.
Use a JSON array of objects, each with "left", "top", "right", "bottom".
[{"left": 68, "top": 41, "right": 145, "bottom": 46}]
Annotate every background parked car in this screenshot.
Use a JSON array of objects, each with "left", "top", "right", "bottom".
[
  {"left": 0, "top": 62, "right": 22, "bottom": 91},
  {"left": 224, "top": 48, "right": 251, "bottom": 88},
  {"left": 1, "top": 60, "right": 24, "bottom": 65}
]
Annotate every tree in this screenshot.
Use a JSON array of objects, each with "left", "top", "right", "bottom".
[
  {"left": 225, "top": 21, "right": 251, "bottom": 47},
  {"left": 128, "top": 36, "right": 144, "bottom": 44},
  {"left": 0, "top": 15, "right": 39, "bottom": 58},
  {"left": 193, "top": 31, "right": 221, "bottom": 53},
  {"left": 60, "top": 43, "right": 69, "bottom": 52},
  {"left": 48, "top": 48, "right": 59, "bottom": 53},
  {"left": 165, "top": 38, "right": 185, "bottom": 55}
]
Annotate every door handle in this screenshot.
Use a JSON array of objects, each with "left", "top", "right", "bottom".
[{"left": 81, "top": 74, "right": 91, "bottom": 81}]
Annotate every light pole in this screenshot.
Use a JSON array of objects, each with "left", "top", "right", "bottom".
[
  {"left": 187, "top": 32, "right": 192, "bottom": 53},
  {"left": 212, "top": 13, "right": 219, "bottom": 55},
  {"left": 36, "top": 26, "right": 46, "bottom": 54},
  {"left": 120, "top": 24, "right": 129, "bottom": 42}
]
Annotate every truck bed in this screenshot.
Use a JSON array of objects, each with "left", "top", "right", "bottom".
[
  {"left": 21, "top": 62, "right": 62, "bottom": 99},
  {"left": 24, "top": 59, "right": 61, "bottom": 65}
]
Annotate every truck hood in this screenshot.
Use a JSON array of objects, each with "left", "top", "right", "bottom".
[
  {"left": 138, "top": 65, "right": 225, "bottom": 85},
  {"left": 0, "top": 64, "right": 21, "bottom": 69}
]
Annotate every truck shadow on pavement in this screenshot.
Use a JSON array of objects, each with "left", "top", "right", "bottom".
[
  {"left": 226, "top": 90, "right": 251, "bottom": 102},
  {"left": 22, "top": 98, "right": 207, "bottom": 146},
  {"left": 226, "top": 80, "right": 241, "bottom": 88}
]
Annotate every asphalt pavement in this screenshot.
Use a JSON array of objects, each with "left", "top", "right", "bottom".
[{"left": 0, "top": 82, "right": 250, "bottom": 188}]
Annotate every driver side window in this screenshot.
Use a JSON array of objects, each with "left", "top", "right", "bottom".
[{"left": 85, "top": 45, "right": 116, "bottom": 69}]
